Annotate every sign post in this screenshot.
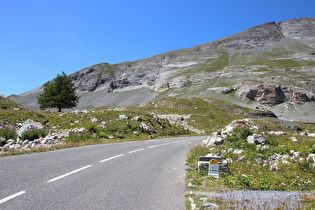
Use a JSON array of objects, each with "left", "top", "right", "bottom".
[{"left": 208, "top": 159, "right": 219, "bottom": 178}]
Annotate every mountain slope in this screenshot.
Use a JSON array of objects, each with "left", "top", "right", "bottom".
[{"left": 13, "top": 17, "right": 315, "bottom": 122}]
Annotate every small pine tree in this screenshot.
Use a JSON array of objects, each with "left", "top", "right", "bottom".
[{"left": 37, "top": 72, "right": 80, "bottom": 112}]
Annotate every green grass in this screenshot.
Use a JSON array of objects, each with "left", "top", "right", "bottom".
[{"left": 186, "top": 121, "right": 315, "bottom": 192}]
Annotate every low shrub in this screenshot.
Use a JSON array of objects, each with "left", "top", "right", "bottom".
[
  {"left": 20, "top": 128, "right": 48, "bottom": 141},
  {"left": 0, "top": 123, "right": 17, "bottom": 140},
  {"left": 65, "top": 133, "right": 99, "bottom": 143}
]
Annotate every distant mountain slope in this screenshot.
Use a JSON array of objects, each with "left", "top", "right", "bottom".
[{"left": 14, "top": 17, "right": 315, "bottom": 122}]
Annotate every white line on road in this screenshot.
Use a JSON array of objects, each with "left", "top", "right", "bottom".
[
  {"left": 47, "top": 165, "right": 92, "bottom": 183},
  {"left": 100, "top": 154, "right": 124, "bottom": 163},
  {"left": 128, "top": 148, "right": 144, "bottom": 154},
  {"left": 172, "top": 141, "right": 180, "bottom": 143},
  {"left": 0, "top": 191, "right": 26, "bottom": 204},
  {"left": 161, "top": 143, "right": 171, "bottom": 145},
  {"left": 147, "top": 145, "right": 159, "bottom": 149}
]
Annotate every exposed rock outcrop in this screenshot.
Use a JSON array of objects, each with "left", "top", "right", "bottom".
[{"left": 235, "top": 82, "right": 315, "bottom": 105}]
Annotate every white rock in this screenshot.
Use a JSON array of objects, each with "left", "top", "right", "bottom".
[
  {"left": 119, "top": 114, "right": 128, "bottom": 120},
  {"left": 90, "top": 117, "right": 99, "bottom": 123},
  {"left": 307, "top": 154, "right": 315, "bottom": 165},
  {"left": 233, "top": 149, "right": 244, "bottom": 155},
  {"left": 282, "top": 160, "right": 290, "bottom": 164},
  {"left": 268, "top": 131, "right": 287, "bottom": 136},
  {"left": 140, "top": 123, "right": 150, "bottom": 132},
  {"left": 293, "top": 151, "right": 301, "bottom": 158},
  {"left": 81, "top": 109, "right": 89, "bottom": 114},
  {"left": 237, "top": 156, "right": 246, "bottom": 162},
  {"left": 17, "top": 119, "right": 43, "bottom": 137},
  {"left": 131, "top": 116, "right": 141, "bottom": 121},
  {"left": 247, "top": 134, "right": 266, "bottom": 145},
  {"left": 226, "top": 158, "right": 233, "bottom": 163},
  {"left": 204, "top": 136, "right": 224, "bottom": 147}
]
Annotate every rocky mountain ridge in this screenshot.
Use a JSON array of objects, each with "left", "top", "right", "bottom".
[{"left": 13, "top": 17, "right": 315, "bottom": 122}]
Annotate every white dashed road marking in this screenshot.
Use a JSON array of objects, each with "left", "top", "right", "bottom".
[
  {"left": 0, "top": 191, "right": 26, "bottom": 204},
  {"left": 100, "top": 154, "right": 124, "bottom": 163},
  {"left": 128, "top": 148, "right": 144, "bottom": 154},
  {"left": 47, "top": 165, "right": 92, "bottom": 183}
]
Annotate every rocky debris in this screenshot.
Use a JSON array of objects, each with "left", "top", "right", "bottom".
[
  {"left": 203, "top": 119, "right": 258, "bottom": 146},
  {"left": 0, "top": 120, "right": 87, "bottom": 153},
  {"left": 221, "top": 119, "right": 258, "bottom": 138},
  {"left": 17, "top": 119, "right": 43, "bottom": 137},
  {"left": 247, "top": 134, "right": 267, "bottom": 145},
  {"left": 202, "top": 136, "right": 224, "bottom": 147}
]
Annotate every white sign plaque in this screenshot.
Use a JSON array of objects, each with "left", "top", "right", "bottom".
[{"left": 208, "top": 159, "right": 219, "bottom": 178}]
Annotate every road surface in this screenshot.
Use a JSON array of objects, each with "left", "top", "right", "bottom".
[{"left": 0, "top": 136, "right": 204, "bottom": 209}]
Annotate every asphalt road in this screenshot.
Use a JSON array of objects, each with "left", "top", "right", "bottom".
[{"left": 0, "top": 136, "right": 204, "bottom": 209}]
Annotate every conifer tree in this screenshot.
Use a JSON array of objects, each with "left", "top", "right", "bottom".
[{"left": 37, "top": 72, "right": 79, "bottom": 112}]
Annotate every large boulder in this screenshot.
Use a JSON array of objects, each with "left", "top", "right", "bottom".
[{"left": 17, "top": 119, "right": 44, "bottom": 137}]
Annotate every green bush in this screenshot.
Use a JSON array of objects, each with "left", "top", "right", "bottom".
[
  {"left": 65, "top": 133, "right": 98, "bottom": 143},
  {"left": 20, "top": 128, "right": 48, "bottom": 141},
  {"left": 0, "top": 123, "right": 17, "bottom": 140},
  {"left": 86, "top": 123, "right": 100, "bottom": 134}
]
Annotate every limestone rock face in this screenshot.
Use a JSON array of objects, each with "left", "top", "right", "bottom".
[{"left": 235, "top": 82, "right": 315, "bottom": 105}]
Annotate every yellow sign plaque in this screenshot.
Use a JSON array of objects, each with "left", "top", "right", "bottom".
[{"left": 209, "top": 159, "right": 219, "bottom": 164}]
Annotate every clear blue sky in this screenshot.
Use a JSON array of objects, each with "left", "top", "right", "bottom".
[{"left": 0, "top": 0, "right": 314, "bottom": 96}]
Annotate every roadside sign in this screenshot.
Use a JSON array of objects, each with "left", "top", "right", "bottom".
[{"left": 208, "top": 159, "right": 219, "bottom": 178}]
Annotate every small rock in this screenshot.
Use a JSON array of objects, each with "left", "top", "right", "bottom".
[
  {"left": 140, "top": 123, "right": 150, "bottom": 132},
  {"left": 0, "top": 137, "right": 7, "bottom": 145},
  {"left": 247, "top": 134, "right": 266, "bottom": 145},
  {"left": 153, "top": 115, "right": 160, "bottom": 121},
  {"left": 233, "top": 149, "right": 244, "bottom": 155},
  {"left": 268, "top": 131, "right": 287, "bottom": 136},
  {"left": 188, "top": 182, "right": 196, "bottom": 187},
  {"left": 237, "top": 156, "right": 246, "bottom": 162},
  {"left": 203, "top": 136, "right": 224, "bottom": 147},
  {"left": 131, "top": 116, "right": 141, "bottom": 121},
  {"left": 119, "top": 114, "right": 128, "bottom": 120},
  {"left": 90, "top": 117, "right": 99, "bottom": 123}
]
